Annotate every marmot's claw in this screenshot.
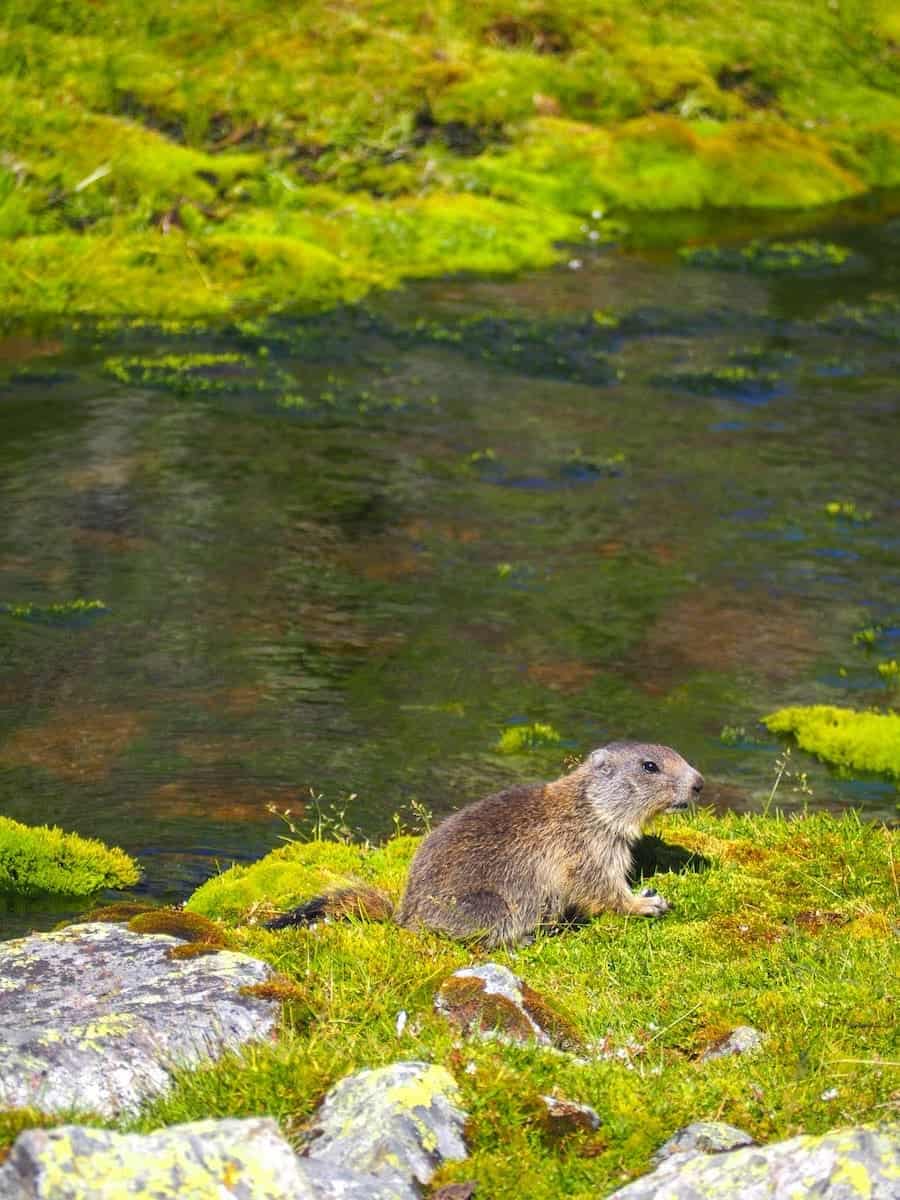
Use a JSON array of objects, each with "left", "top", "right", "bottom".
[{"left": 639, "top": 889, "right": 670, "bottom": 916}]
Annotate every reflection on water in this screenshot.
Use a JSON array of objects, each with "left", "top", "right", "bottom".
[{"left": 1, "top": 196, "right": 899, "bottom": 937}]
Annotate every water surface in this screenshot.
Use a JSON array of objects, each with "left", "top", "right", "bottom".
[{"left": 2, "top": 196, "right": 899, "bottom": 937}]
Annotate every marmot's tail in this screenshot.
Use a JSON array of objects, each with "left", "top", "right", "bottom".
[{"left": 264, "top": 885, "right": 394, "bottom": 931}]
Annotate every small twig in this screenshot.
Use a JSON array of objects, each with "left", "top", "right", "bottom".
[
  {"left": 645, "top": 1001, "right": 702, "bottom": 1046},
  {"left": 887, "top": 837, "right": 899, "bottom": 906},
  {"left": 828, "top": 1058, "right": 900, "bottom": 1068},
  {"left": 74, "top": 163, "right": 111, "bottom": 192}
]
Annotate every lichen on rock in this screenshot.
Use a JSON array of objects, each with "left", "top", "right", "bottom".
[
  {"left": 0, "top": 1119, "right": 311, "bottom": 1199},
  {"left": 605, "top": 1125, "right": 900, "bottom": 1199},
  {"left": 0, "top": 922, "right": 277, "bottom": 1116},
  {"left": 301, "top": 1060, "right": 468, "bottom": 1194},
  {"left": 0, "top": 1060, "right": 469, "bottom": 1199}
]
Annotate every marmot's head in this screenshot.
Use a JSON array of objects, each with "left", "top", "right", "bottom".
[{"left": 583, "top": 741, "right": 704, "bottom": 839}]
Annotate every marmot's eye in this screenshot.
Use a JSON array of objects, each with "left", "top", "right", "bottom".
[{"left": 642, "top": 760, "right": 660, "bottom": 773}]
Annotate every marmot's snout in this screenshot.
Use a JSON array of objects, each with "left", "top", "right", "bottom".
[{"left": 666, "top": 766, "right": 704, "bottom": 811}]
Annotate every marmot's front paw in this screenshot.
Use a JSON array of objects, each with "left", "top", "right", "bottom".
[{"left": 638, "top": 887, "right": 671, "bottom": 916}]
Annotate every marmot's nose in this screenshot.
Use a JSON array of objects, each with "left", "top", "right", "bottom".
[{"left": 691, "top": 772, "right": 704, "bottom": 795}]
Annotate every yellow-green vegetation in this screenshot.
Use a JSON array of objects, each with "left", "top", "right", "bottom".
[
  {"left": 825, "top": 501, "right": 872, "bottom": 522},
  {"left": 186, "top": 836, "right": 417, "bottom": 926},
  {"left": 80, "top": 901, "right": 159, "bottom": 923},
  {"left": 2, "top": 1, "right": 900, "bottom": 322},
  {"left": 681, "top": 240, "right": 854, "bottom": 273},
  {"left": 0, "top": 816, "right": 140, "bottom": 897},
  {"left": 764, "top": 706, "right": 900, "bottom": 781},
  {"left": 494, "top": 722, "right": 562, "bottom": 754},
  {"left": 1, "top": 599, "right": 108, "bottom": 623},
  {"left": 123, "top": 810, "right": 898, "bottom": 1197},
  {"left": 127, "top": 908, "right": 226, "bottom": 945}
]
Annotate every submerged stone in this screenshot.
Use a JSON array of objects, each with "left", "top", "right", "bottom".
[
  {"left": 606, "top": 1126, "right": 900, "bottom": 1199},
  {"left": 435, "top": 962, "right": 586, "bottom": 1053},
  {"left": 0, "top": 921, "right": 276, "bottom": 1116},
  {"left": 302, "top": 1060, "right": 468, "bottom": 1195}
]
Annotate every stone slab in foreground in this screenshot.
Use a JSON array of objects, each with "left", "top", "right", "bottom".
[
  {"left": 304, "top": 1060, "right": 468, "bottom": 1194},
  {"left": 0, "top": 921, "right": 277, "bottom": 1117},
  {"left": 0, "top": 1062, "right": 468, "bottom": 1200},
  {"left": 607, "top": 1125, "right": 900, "bottom": 1200}
]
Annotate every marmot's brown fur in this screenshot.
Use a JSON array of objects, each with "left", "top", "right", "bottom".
[{"left": 266, "top": 741, "right": 703, "bottom": 948}]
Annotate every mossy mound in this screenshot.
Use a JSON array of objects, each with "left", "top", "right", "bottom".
[
  {"left": 2, "top": 1, "right": 900, "bottom": 321},
  {"left": 0, "top": 817, "right": 140, "bottom": 898},
  {"left": 127, "top": 908, "right": 226, "bottom": 945},
  {"left": 763, "top": 706, "right": 900, "bottom": 780},
  {"left": 186, "top": 836, "right": 417, "bottom": 926}
]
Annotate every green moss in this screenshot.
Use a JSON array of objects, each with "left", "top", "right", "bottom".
[
  {"left": 682, "top": 239, "right": 854, "bottom": 273},
  {"left": 1, "top": 599, "right": 108, "bottom": 624},
  {"left": 824, "top": 501, "right": 872, "bottom": 522},
  {"left": 80, "top": 901, "right": 158, "bottom": 923},
  {"left": 495, "top": 722, "right": 562, "bottom": 754},
  {"left": 0, "top": 816, "right": 140, "bottom": 898},
  {"left": 165, "top": 942, "right": 225, "bottom": 961},
  {"left": 2, "top": 1, "right": 899, "bottom": 322},
  {"left": 185, "top": 839, "right": 388, "bottom": 926},
  {"left": 656, "top": 366, "right": 782, "bottom": 399},
  {"left": 762, "top": 705, "right": 900, "bottom": 780},
  {"left": 127, "top": 908, "right": 225, "bottom": 944},
  {"left": 0, "top": 1109, "right": 55, "bottom": 1165}
]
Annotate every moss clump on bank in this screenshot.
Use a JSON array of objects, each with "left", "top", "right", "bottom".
[
  {"left": 128, "top": 908, "right": 226, "bottom": 945},
  {"left": 763, "top": 705, "right": 900, "bottom": 780},
  {"left": 2, "top": 1, "right": 900, "bottom": 322},
  {"left": 0, "top": 817, "right": 140, "bottom": 898},
  {"left": 186, "top": 836, "right": 416, "bottom": 925}
]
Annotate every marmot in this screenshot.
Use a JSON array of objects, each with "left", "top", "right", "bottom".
[{"left": 266, "top": 741, "right": 703, "bottom": 948}]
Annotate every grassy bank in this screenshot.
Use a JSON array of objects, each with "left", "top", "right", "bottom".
[
  {"left": 3, "top": 810, "right": 896, "bottom": 1197},
  {"left": 2, "top": 1, "right": 900, "bottom": 323}
]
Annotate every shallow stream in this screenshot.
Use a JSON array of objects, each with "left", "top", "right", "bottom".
[{"left": 2, "top": 195, "right": 898, "bottom": 937}]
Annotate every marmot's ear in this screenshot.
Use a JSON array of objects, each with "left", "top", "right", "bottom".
[{"left": 589, "top": 747, "right": 613, "bottom": 774}]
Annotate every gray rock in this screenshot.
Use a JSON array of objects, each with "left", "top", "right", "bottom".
[
  {"left": 304, "top": 1060, "right": 468, "bottom": 1195},
  {"left": 434, "top": 963, "right": 585, "bottom": 1053},
  {"left": 539, "top": 1094, "right": 601, "bottom": 1135},
  {"left": 0, "top": 1060, "right": 470, "bottom": 1200},
  {"left": 0, "top": 921, "right": 277, "bottom": 1116},
  {"left": 700, "top": 1025, "right": 765, "bottom": 1061},
  {"left": 606, "top": 1125, "right": 900, "bottom": 1200},
  {"left": 650, "top": 1120, "right": 756, "bottom": 1165},
  {"left": 0, "top": 1118, "right": 316, "bottom": 1200}
]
